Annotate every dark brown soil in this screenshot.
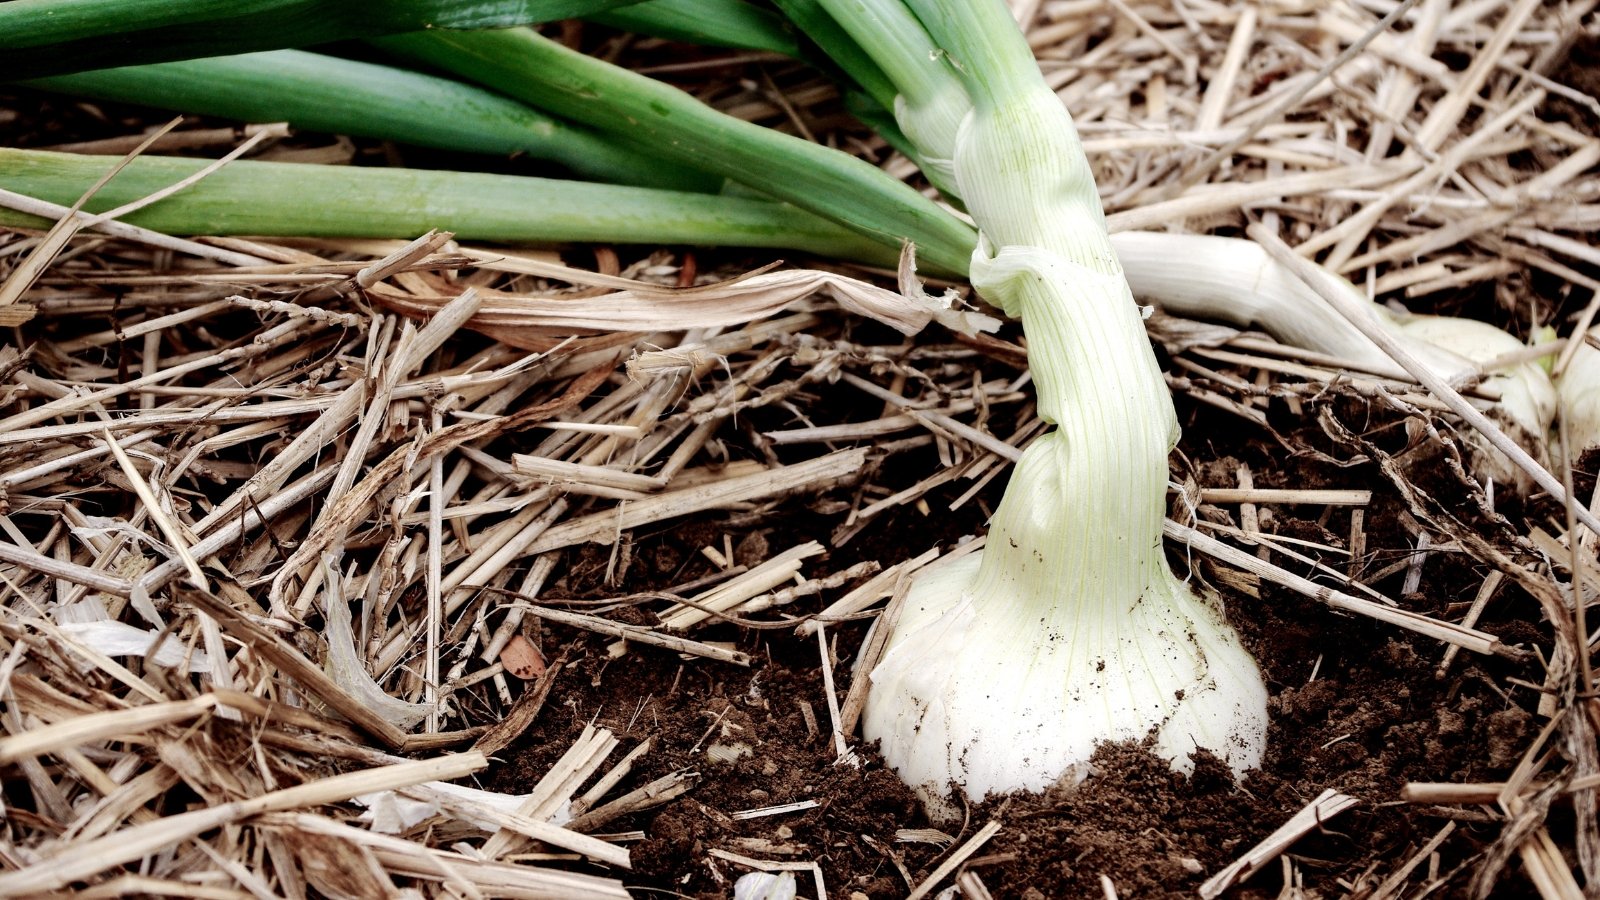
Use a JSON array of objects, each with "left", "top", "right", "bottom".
[{"left": 469, "top": 376, "right": 1560, "bottom": 899}]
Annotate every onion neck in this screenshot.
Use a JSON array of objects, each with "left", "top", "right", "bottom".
[
  {"left": 969, "top": 269, "right": 1178, "bottom": 629},
  {"left": 956, "top": 90, "right": 1179, "bottom": 628}
]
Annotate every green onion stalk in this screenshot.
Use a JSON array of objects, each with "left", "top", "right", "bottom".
[
  {"left": 374, "top": 28, "right": 977, "bottom": 276},
  {"left": 585, "top": 0, "right": 801, "bottom": 56},
  {"left": 772, "top": 0, "right": 966, "bottom": 196},
  {"left": 808, "top": 0, "right": 1267, "bottom": 815},
  {"left": 21, "top": 52, "right": 718, "bottom": 192},
  {"left": 0, "top": 148, "right": 898, "bottom": 265},
  {"left": 0, "top": 0, "right": 643, "bottom": 78}
]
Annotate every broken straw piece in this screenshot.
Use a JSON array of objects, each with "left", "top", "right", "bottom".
[
  {"left": 322, "top": 556, "right": 430, "bottom": 729},
  {"left": 56, "top": 620, "right": 212, "bottom": 673}
]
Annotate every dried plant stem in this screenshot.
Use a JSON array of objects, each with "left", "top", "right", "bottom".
[
  {"left": 1201, "top": 790, "right": 1360, "bottom": 898},
  {"left": 1249, "top": 223, "right": 1600, "bottom": 538},
  {"left": 1166, "top": 520, "right": 1502, "bottom": 654},
  {"left": 0, "top": 753, "right": 485, "bottom": 895}
]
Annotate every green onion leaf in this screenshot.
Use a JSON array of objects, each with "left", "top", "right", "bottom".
[
  {"left": 587, "top": 0, "right": 802, "bottom": 57},
  {"left": 21, "top": 51, "right": 719, "bottom": 193},
  {"left": 376, "top": 28, "right": 977, "bottom": 275},
  {"left": 0, "top": 148, "right": 898, "bottom": 265},
  {"left": 0, "top": 0, "right": 641, "bottom": 79}
]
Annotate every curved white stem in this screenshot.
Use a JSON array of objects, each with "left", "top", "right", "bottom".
[
  {"left": 862, "top": 11, "right": 1266, "bottom": 816},
  {"left": 1112, "top": 231, "right": 1557, "bottom": 485}
]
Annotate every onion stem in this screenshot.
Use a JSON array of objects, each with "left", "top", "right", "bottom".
[
  {"left": 22, "top": 51, "right": 717, "bottom": 192},
  {"left": 377, "top": 28, "right": 977, "bottom": 275},
  {"left": 0, "top": 148, "right": 897, "bottom": 264},
  {"left": 0, "top": 0, "right": 637, "bottom": 79}
]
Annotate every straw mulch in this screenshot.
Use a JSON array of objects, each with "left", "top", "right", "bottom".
[{"left": 1, "top": 0, "right": 1597, "bottom": 897}]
